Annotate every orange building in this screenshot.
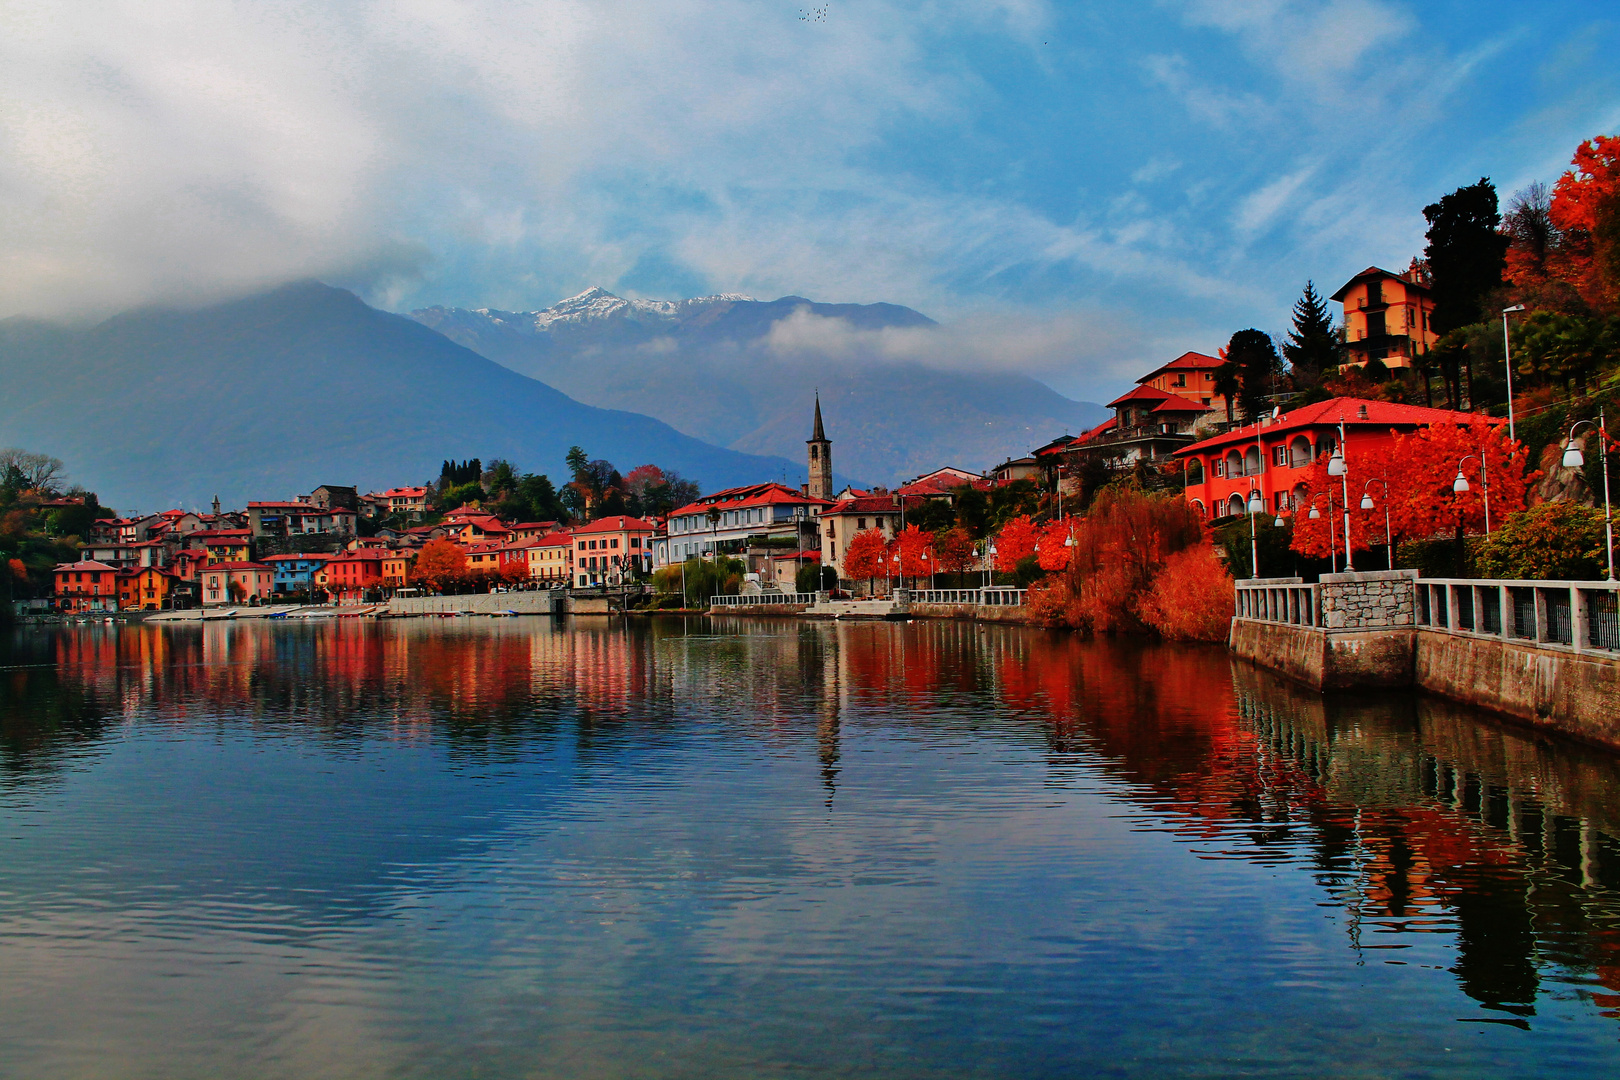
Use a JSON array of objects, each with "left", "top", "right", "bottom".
[
  {"left": 1176, "top": 397, "right": 1494, "bottom": 521},
  {"left": 1332, "top": 266, "right": 1438, "bottom": 370},
  {"left": 53, "top": 559, "right": 120, "bottom": 612},
  {"left": 117, "top": 566, "right": 179, "bottom": 610},
  {"left": 381, "top": 551, "right": 414, "bottom": 591},
  {"left": 1136, "top": 351, "right": 1229, "bottom": 412},
  {"left": 571, "top": 516, "right": 657, "bottom": 587}
]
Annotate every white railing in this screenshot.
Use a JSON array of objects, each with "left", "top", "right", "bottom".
[
  {"left": 1415, "top": 578, "right": 1620, "bottom": 654},
  {"left": 910, "top": 588, "right": 1027, "bottom": 607},
  {"left": 1234, "top": 578, "right": 1321, "bottom": 627},
  {"left": 709, "top": 593, "right": 819, "bottom": 607}
]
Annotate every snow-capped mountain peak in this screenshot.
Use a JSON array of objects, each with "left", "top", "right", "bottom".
[{"left": 526, "top": 287, "right": 756, "bottom": 331}]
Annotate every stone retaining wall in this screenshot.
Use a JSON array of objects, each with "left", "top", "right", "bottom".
[
  {"left": 1318, "top": 569, "right": 1417, "bottom": 630},
  {"left": 906, "top": 603, "right": 1029, "bottom": 624}
]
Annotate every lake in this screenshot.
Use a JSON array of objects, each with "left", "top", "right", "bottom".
[{"left": 2, "top": 616, "right": 1619, "bottom": 1078}]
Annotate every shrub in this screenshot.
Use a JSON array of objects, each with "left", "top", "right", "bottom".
[
  {"left": 795, "top": 563, "right": 837, "bottom": 593},
  {"left": 1475, "top": 502, "right": 1610, "bottom": 580},
  {"left": 1137, "top": 543, "right": 1235, "bottom": 641}
]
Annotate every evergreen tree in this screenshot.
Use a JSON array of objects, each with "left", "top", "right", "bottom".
[
  {"left": 1281, "top": 281, "right": 1340, "bottom": 388},
  {"left": 1424, "top": 178, "right": 1510, "bottom": 334},
  {"left": 1224, "top": 328, "right": 1282, "bottom": 422}
]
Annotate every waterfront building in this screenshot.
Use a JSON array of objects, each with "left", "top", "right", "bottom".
[
  {"left": 380, "top": 551, "right": 415, "bottom": 591},
  {"left": 116, "top": 566, "right": 179, "bottom": 611},
  {"left": 528, "top": 530, "right": 574, "bottom": 584},
  {"left": 315, "top": 551, "right": 387, "bottom": 604},
  {"left": 1175, "top": 397, "right": 1495, "bottom": 519},
  {"left": 1331, "top": 265, "right": 1437, "bottom": 370},
  {"left": 363, "top": 486, "right": 431, "bottom": 519},
  {"left": 658, "top": 484, "right": 828, "bottom": 569},
  {"left": 52, "top": 559, "right": 120, "bottom": 613},
  {"left": 571, "top": 516, "right": 657, "bottom": 587},
  {"left": 199, "top": 561, "right": 274, "bottom": 606},
  {"left": 817, "top": 495, "right": 902, "bottom": 581},
  {"left": 260, "top": 553, "right": 332, "bottom": 595},
  {"left": 197, "top": 529, "right": 254, "bottom": 564}
]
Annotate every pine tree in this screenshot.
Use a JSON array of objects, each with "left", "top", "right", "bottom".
[
  {"left": 1225, "top": 329, "right": 1282, "bottom": 422},
  {"left": 1281, "top": 281, "right": 1340, "bottom": 388},
  {"left": 1424, "top": 178, "right": 1510, "bottom": 334}
]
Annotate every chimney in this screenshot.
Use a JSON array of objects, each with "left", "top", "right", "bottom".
[{"left": 1357, "top": 404, "right": 1369, "bottom": 420}]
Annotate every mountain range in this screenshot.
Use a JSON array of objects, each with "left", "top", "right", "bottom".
[
  {"left": 412, "top": 289, "right": 1108, "bottom": 483},
  {"left": 0, "top": 283, "right": 809, "bottom": 514}
]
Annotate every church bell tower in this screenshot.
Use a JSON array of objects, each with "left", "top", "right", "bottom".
[{"left": 806, "top": 394, "right": 832, "bottom": 501}]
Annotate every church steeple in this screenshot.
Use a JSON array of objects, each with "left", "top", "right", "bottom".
[{"left": 806, "top": 394, "right": 832, "bottom": 501}]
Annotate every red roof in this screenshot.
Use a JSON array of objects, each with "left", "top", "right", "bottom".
[
  {"left": 54, "top": 560, "right": 118, "bottom": 573},
  {"left": 199, "top": 530, "right": 252, "bottom": 541},
  {"left": 1136, "top": 351, "right": 1224, "bottom": 384},
  {"left": 1151, "top": 392, "right": 1211, "bottom": 413},
  {"left": 535, "top": 532, "right": 574, "bottom": 548},
  {"left": 247, "top": 501, "right": 315, "bottom": 510},
  {"left": 1330, "top": 266, "right": 1431, "bottom": 301},
  {"left": 823, "top": 496, "right": 900, "bottom": 515},
  {"left": 200, "top": 561, "right": 272, "bottom": 571},
  {"left": 770, "top": 550, "right": 821, "bottom": 562},
  {"left": 670, "top": 482, "right": 830, "bottom": 518},
  {"left": 259, "top": 553, "right": 333, "bottom": 563},
  {"left": 1106, "top": 384, "right": 1176, "bottom": 409},
  {"left": 571, "top": 516, "right": 657, "bottom": 534},
  {"left": 1176, "top": 397, "right": 1498, "bottom": 456}
]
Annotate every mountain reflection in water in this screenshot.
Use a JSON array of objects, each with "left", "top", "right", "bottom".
[{"left": 2, "top": 617, "right": 1619, "bottom": 1078}]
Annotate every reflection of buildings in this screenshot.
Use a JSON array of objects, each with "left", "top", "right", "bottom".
[{"left": 11, "top": 618, "right": 1620, "bottom": 1031}]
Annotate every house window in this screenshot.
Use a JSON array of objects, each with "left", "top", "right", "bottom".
[
  {"left": 858, "top": 518, "right": 867, "bottom": 529},
  {"left": 1273, "top": 445, "right": 1287, "bottom": 467},
  {"left": 1214, "top": 459, "right": 1226, "bottom": 478},
  {"left": 610, "top": 539, "right": 619, "bottom": 549},
  {"left": 1173, "top": 373, "right": 1186, "bottom": 387}
]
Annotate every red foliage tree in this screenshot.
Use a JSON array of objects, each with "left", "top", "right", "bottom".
[
  {"left": 842, "top": 528, "right": 888, "bottom": 587},
  {"left": 995, "top": 515, "right": 1039, "bottom": 571},
  {"left": 1136, "top": 543, "right": 1235, "bottom": 642},
  {"left": 1290, "top": 419, "right": 1536, "bottom": 561},
  {"left": 1550, "top": 134, "right": 1620, "bottom": 311},
  {"left": 892, "top": 525, "right": 934, "bottom": 580},
  {"left": 933, "top": 526, "right": 977, "bottom": 577},
  {"left": 1037, "top": 518, "right": 1076, "bottom": 571},
  {"left": 500, "top": 560, "right": 532, "bottom": 586}
]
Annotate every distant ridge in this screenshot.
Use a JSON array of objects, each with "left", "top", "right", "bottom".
[
  {"left": 0, "top": 282, "right": 808, "bottom": 512},
  {"left": 413, "top": 289, "right": 1107, "bottom": 482}
]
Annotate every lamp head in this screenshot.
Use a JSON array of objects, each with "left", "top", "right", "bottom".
[
  {"left": 1359, "top": 494, "right": 1374, "bottom": 510},
  {"left": 1564, "top": 438, "right": 1585, "bottom": 469},
  {"left": 1308, "top": 507, "right": 1320, "bottom": 520},
  {"left": 1273, "top": 515, "right": 1286, "bottom": 528},
  {"left": 1452, "top": 471, "right": 1469, "bottom": 494},
  {"left": 1502, "top": 304, "right": 1525, "bottom": 314},
  {"left": 1247, "top": 494, "right": 1264, "bottom": 513},
  {"left": 1326, "top": 448, "right": 1347, "bottom": 477}
]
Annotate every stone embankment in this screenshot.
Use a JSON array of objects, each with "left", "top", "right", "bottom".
[{"left": 1230, "top": 570, "right": 1620, "bottom": 750}]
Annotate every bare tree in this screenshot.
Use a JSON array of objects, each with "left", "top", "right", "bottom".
[
  {"left": 1504, "top": 181, "right": 1558, "bottom": 278},
  {"left": 0, "top": 448, "right": 66, "bottom": 493}
]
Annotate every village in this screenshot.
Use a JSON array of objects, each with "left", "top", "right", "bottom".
[{"left": 36, "top": 259, "right": 1544, "bottom": 617}]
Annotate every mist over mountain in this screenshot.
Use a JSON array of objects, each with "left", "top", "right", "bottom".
[
  {"left": 0, "top": 283, "right": 809, "bottom": 514},
  {"left": 412, "top": 289, "right": 1108, "bottom": 482}
]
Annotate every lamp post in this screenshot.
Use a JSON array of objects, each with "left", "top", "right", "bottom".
[
  {"left": 1564, "top": 411, "right": 1615, "bottom": 580},
  {"left": 1360, "top": 478, "right": 1393, "bottom": 570},
  {"left": 1326, "top": 419, "right": 1353, "bottom": 570},
  {"left": 1246, "top": 487, "right": 1265, "bottom": 579},
  {"left": 1307, "top": 492, "right": 1338, "bottom": 574},
  {"left": 1502, "top": 304, "right": 1525, "bottom": 442},
  {"left": 1453, "top": 454, "right": 1492, "bottom": 537}
]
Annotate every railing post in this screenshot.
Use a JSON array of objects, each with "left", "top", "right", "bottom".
[
  {"left": 1445, "top": 585, "right": 1457, "bottom": 633},
  {"left": 1572, "top": 585, "right": 1587, "bottom": 654},
  {"left": 1498, "top": 585, "right": 1510, "bottom": 638},
  {"left": 1534, "top": 588, "right": 1547, "bottom": 644}
]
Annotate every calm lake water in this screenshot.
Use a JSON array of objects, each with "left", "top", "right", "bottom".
[{"left": 2, "top": 616, "right": 1619, "bottom": 1079}]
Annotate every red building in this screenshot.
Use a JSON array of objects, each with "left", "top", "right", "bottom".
[
  {"left": 318, "top": 550, "right": 387, "bottom": 604},
  {"left": 1175, "top": 397, "right": 1494, "bottom": 520}
]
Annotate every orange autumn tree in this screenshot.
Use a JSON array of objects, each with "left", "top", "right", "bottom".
[
  {"left": 1290, "top": 419, "right": 1535, "bottom": 563},
  {"left": 842, "top": 528, "right": 888, "bottom": 593},
  {"left": 500, "top": 560, "right": 532, "bottom": 586},
  {"left": 414, "top": 539, "right": 467, "bottom": 593},
  {"left": 1036, "top": 518, "right": 1076, "bottom": 571},
  {"left": 994, "top": 515, "right": 1039, "bottom": 571},
  {"left": 893, "top": 525, "right": 934, "bottom": 580}
]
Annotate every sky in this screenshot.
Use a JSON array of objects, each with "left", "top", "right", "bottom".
[{"left": 3, "top": 0, "right": 1618, "bottom": 401}]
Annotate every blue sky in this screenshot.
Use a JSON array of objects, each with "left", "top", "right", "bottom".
[{"left": 2, "top": 1, "right": 1617, "bottom": 400}]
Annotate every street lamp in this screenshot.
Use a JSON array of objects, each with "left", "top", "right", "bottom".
[
  {"left": 1564, "top": 411, "right": 1615, "bottom": 580},
  {"left": 1307, "top": 492, "right": 1339, "bottom": 574},
  {"left": 1502, "top": 304, "right": 1525, "bottom": 442},
  {"left": 1326, "top": 419, "right": 1354, "bottom": 570},
  {"left": 1360, "top": 478, "right": 1394, "bottom": 570},
  {"left": 1246, "top": 487, "right": 1264, "bottom": 578},
  {"left": 1454, "top": 454, "right": 1492, "bottom": 537}
]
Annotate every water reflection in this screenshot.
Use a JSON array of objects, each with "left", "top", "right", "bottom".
[{"left": 2, "top": 616, "right": 1620, "bottom": 1076}]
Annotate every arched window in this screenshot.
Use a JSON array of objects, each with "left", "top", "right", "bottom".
[
  {"left": 1244, "top": 446, "right": 1261, "bottom": 475},
  {"left": 1225, "top": 450, "right": 1244, "bottom": 478},
  {"left": 1191, "top": 499, "right": 1206, "bottom": 518},
  {"left": 1289, "top": 436, "right": 1313, "bottom": 468},
  {"left": 1185, "top": 459, "right": 1204, "bottom": 485},
  {"left": 1227, "top": 494, "right": 1246, "bottom": 517}
]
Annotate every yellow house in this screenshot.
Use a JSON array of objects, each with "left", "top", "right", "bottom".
[
  {"left": 1134, "top": 351, "right": 1228, "bottom": 413},
  {"left": 1331, "top": 266, "right": 1438, "bottom": 370},
  {"left": 528, "top": 531, "right": 574, "bottom": 583}
]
